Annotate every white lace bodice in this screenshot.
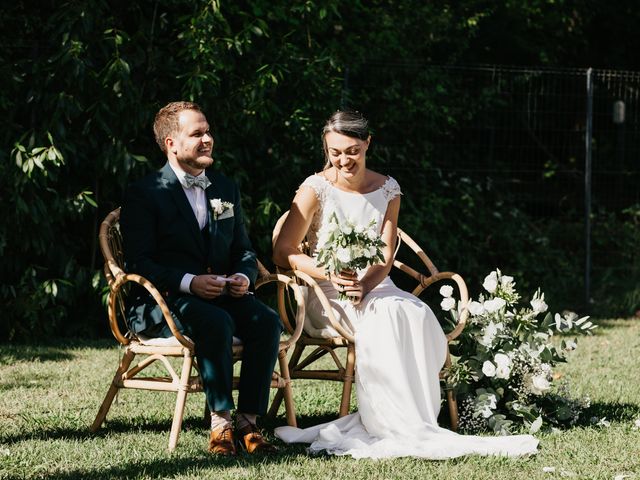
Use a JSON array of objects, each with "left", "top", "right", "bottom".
[{"left": 299, "top": 174, "right": 402, "bottom": 255}]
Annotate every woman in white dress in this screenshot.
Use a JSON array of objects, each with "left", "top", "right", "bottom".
[{"left": 272, "top": 111, "right": 538, "bottom": 459}]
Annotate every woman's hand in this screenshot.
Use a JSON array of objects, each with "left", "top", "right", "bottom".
[{"left": 330, "top": 270, "right": 367, "bottom": 305}]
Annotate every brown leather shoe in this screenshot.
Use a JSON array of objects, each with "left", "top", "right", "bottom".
[
  {"left": 237, "top": 424, "right": 278, "bottom": 454},
  {"left": 208, "top": 424, "right": 237, "bottom": 456}
]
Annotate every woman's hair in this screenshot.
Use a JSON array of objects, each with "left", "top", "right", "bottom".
[{"left": 322, "top": 110, "right": 369, "bottom": 169}]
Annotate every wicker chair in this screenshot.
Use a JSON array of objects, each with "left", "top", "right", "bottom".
[
  {"left": 268, "top": 211, "right": 469, "bottom": 430},
  {"left": 90, "top": 208, "right": 305, "bottom": 451}
]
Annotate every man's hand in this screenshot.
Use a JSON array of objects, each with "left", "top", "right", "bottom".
[
  {"left": 227, "top": 274, "right": 250, "bottom": 297},
  {"left": 190, "top": 275, "right": 227, "bottom": 299}
]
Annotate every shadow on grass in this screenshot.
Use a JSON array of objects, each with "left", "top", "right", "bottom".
[
  {"left": 576, "top": 400, "right": 640, "bottom": 425},
  {"left": 7, "top": 447, "right": 315, "bottom": 480},
  {"left": 1, "top": 412, "right": 341, "bottom": 445},
  {"left": 0, "top": 345, "right": 76, "bottom": 365},
  {"left": 0, "top": 339, "right": 117, "bottom": 365}
]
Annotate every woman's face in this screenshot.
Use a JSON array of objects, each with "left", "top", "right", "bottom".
[{"left": 324, "top": 131, "right": 370, "bottom": 181}]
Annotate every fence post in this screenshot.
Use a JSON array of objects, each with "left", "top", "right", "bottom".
[{"left": 584, "top": 68, "right": 594, "bottom": 309}]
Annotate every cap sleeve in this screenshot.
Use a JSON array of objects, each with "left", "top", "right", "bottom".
[
  {"left": 298, "top": 174, "right": 329, "bottom": 202},
  {"left": 381, "top": 176, "right": 402, "bottom": 202}
]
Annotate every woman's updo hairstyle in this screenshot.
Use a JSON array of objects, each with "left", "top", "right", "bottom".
[{"left": 322, "top": 110, "right": 369, "bottom": 170}]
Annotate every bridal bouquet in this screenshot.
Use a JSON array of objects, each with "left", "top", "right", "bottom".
[
  {"left": 315, "top": 212, "right": 386, "bottom": 301},
  {"left": 440, "top": 269, "right": 596, "bottom": 435}
]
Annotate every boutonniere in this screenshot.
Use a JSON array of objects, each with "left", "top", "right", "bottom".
[{"left": 209, "top": 198, "right": 234, "bottom": 220}]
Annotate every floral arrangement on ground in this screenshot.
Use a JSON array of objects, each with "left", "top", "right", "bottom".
[{"left": 440, "top": 269, "right": 597, "bottom": 435}]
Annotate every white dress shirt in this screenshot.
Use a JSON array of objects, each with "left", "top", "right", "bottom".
[{"left": 168, "top": 163, "right": 249, "bottom": 294}]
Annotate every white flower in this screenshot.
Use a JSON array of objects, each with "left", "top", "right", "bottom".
[
  {"left": 482, "top": 361, "right": 496, "bottom": 377},
  {"left": 468, "top": 301, "right": 485, "bottom": 316},
  {"left": 530, "top": 375, "right": 551, "bottom": 395},
  {"left": 439, "top": 285, "right": 454, "bottom": 298},
  {"left": 495, "top": 364, "right": 511, "bottom": 379},
  {"left": 342, "top": 224, "right": 353, "bottom": 235},
  {"left": 530, "top": 416, "right": 543, "bottom": 433},
  {"left": 542, "top": 467, "right": 556, "bottom": 473},
  {"left": 336, "top": 247, "right": 351, "bottom": 263},
  {"left": 354, "top": 224, "right": 365, "bottom": 234},
  {"left": 595, "top": 417, "right": 611, "bottom": 428},
  {"left": 366, "top": 228, "right": 378, "bottom": 240},
  {"left": 368, "top": 246, "right": 377, "bottom": 257},
  {"left": 479, "top": 321, "right": 499, "bottom": 347},
  {"left": 484, "top": 297, "right": 506, "bottom": 313},
  {"left": 493, "top": 353, "right": 511, "bottom": 379},
  {"left": 530, "top": 291, "right": 548, "bottom": 313},
  {"left": 483, "top": 271, "right": 499, "bottom": 293},
  {"left": 500, "top": 275, "right": 514, "bottom": 287},
  {"left": 210, "top": 198, "right": 223, "bottom": 214},
  {"left": 440, "top": 297, "right": 456, "bottom": 311},
  {"left": 632, "top": 418, "right": 640, "bottom": 430}
]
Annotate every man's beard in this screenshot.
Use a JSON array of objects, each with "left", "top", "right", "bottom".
[{"left": 179, "top": 155, "right": 213, "bottom": 171}]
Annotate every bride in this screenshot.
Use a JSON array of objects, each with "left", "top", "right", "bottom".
[{"left": 272, "top": 110, "right": 538, "bottom": 459}]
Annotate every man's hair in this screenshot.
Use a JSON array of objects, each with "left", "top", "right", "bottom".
[{"left": 153, "top": 101, "right": 203, "bottom": 153}]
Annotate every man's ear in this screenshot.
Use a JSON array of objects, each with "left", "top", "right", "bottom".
[{"left": 165, "top": 136, "right": 175, "bottom": 154}]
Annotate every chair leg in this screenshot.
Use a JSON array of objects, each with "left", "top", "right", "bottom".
[
  {"left": 277, "top": 349, "right": 297, "bottom": 427},
  {"left": 268, "top": 343, "right": 303, "bottom": 419},
  {"left": 90, "top": 348, "right": 135, "bottom": 432},
  {"left": 447, "top": 389, "right": 459, "bottom": 431},
  {"left": 168, "top": 351, "right": 193, "bottom": 452},
  {"left": 338, "top": 344, "right": 356, "bottom": 417}
]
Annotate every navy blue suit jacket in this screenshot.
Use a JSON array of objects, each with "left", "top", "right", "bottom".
[{"left": 120, "top": 162, "right": 257, "bottom": 333}]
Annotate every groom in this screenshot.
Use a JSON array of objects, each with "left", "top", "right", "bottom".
[{"left": 120, "top": 101, "right": 282, "bottom": 456}]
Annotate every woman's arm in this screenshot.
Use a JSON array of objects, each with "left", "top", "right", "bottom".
[
  {"left": 273, "top": 186, "right": 328, "bottom": 280},
  {"left": 345, "top": 195, "right": 401, "bottom": 304}
]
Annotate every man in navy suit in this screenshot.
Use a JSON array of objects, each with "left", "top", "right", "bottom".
[{"left": 120, "top": 101, "right": 281, "bottom": 455}]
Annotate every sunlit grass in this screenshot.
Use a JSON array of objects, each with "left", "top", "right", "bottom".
[{"left": 1, "top": 319, "right": 639, "bottom": 479}]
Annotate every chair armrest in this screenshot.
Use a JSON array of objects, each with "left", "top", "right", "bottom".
[
  {"left": 109, "top": 273, "right": 195, "bottom": 350},
  {"left": 414, "top": 271, "right": 470, "bottom": 342},
  {"left": 289, "top": 270, "right": 356, "bottom": 343},
  {"left": 255, "top": 273, "right": 306, "bottom": 349}
]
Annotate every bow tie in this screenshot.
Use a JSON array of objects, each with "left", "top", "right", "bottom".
[{"left": 183, "top": 173, "right": 211, "bottom": 190}]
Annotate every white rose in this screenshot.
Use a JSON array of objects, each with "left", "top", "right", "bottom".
[
  {"left": 355, "top": 224, "right": 365, "bottom": 234},
  {"left": 482, "top": 360, "right": 496, "bottom": 377},
  {"left": 210, "top": 198, "right": 223, "bottom": 214},
  {"left": 468, "top": 301, "right": 485, "bottom": 316},
  {"left": 530, "top": 375, "right": 551, "bottom": 395},
  {"left": 366, "top": 228, "right": 378, "bottom": 240},
  {"left": 483, "top": 272, "right": 498, "bottom": 293},
  {"left": 363, "top": 247, "right": 372, "bottom": 258},
  {"left": 336, "top": 247, "right": 352, "bottom": 263},
  {"left": 494, "top": 353, "right": 510, "bottom": 368},
  {"left": 495, "top": 364, "right": 511, "bottom": 379},
  {"left": 368, "top": 246, "right": 378, "bottom": 257},
  {"left": 440, "top": 297, "right": 456, "bottom": 312},
  {"left": 439, "top": 285, "right": 454, "bottom": 298},
  {"left": 483, "top": 297, "right": 506, "bottom": 313},
  {"left": 342, "top": 224, "right": 353, "bottom": 235}
]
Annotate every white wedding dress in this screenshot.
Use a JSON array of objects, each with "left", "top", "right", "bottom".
[{"left": 275, "top": 174, "right": 539, "bottom": 459}]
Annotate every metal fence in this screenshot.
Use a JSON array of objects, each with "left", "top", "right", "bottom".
[{"left": 345, "top": 64, "right": 640, "bottom": 311}]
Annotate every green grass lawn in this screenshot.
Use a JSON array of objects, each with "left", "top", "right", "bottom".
[{"left": 1, "top": 319, "right": 639, "bottom": 480}]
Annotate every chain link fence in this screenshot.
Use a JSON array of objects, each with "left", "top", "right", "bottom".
[{"left": 345, "top": 64, "right": 640, "bottom": 313}]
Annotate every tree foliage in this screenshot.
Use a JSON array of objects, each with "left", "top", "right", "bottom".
[{"left": 1, "top": 0, "right": 639, "bottom": 340}]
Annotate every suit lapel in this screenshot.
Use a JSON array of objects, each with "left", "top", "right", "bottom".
[{"left": 160, "top": 163, "right": 206, "bottom": 254}]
